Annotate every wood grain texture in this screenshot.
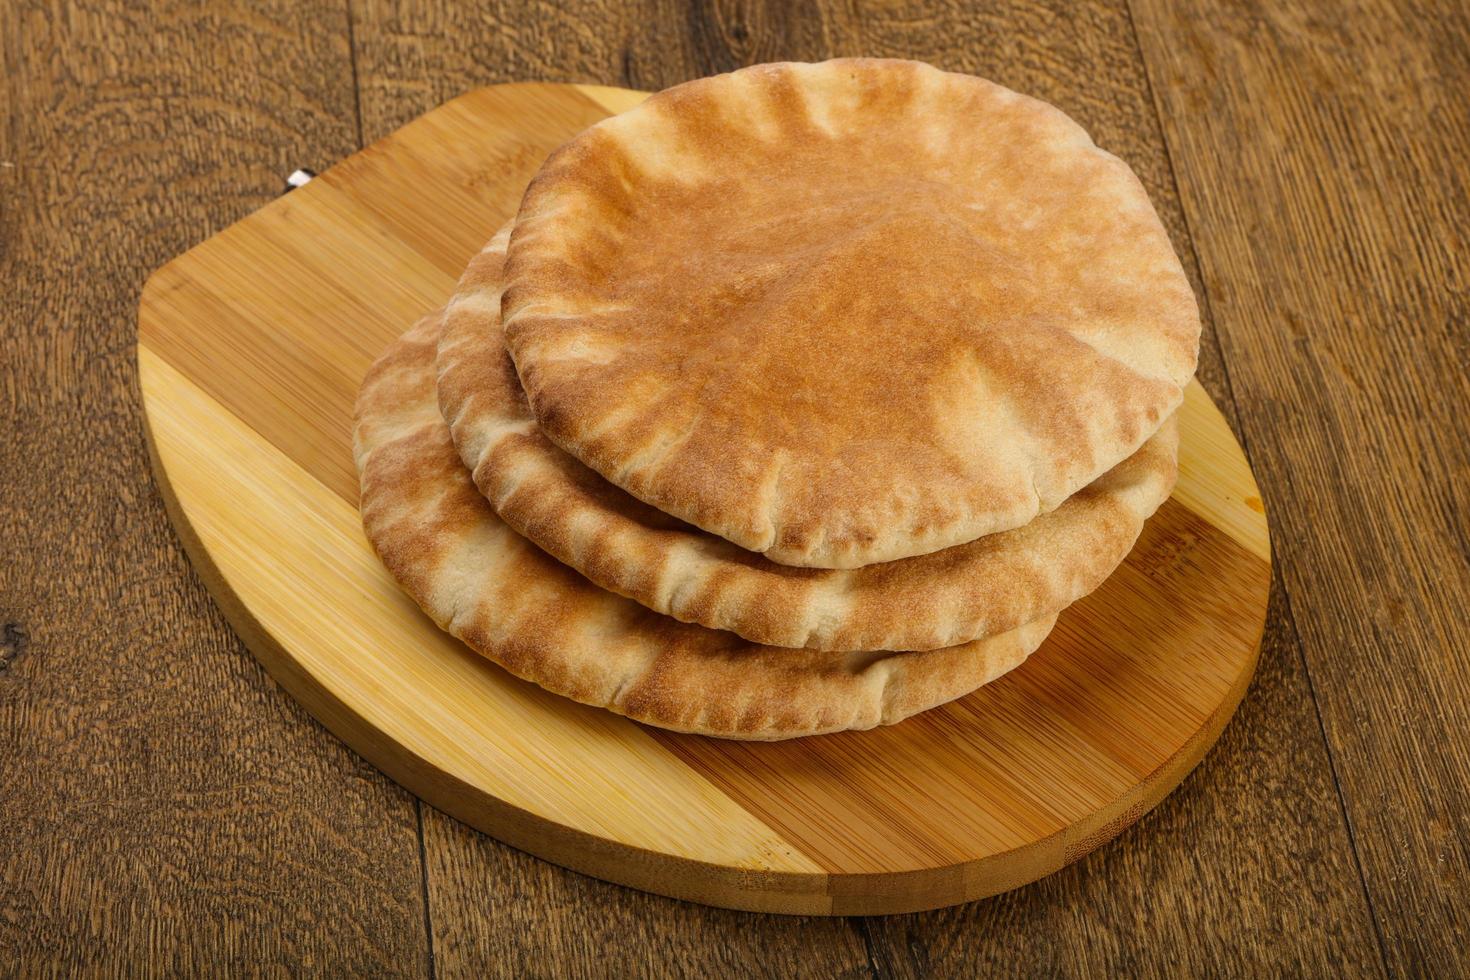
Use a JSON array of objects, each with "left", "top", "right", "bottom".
[
  {"left": 0, "top": 1, "right": 429, "bottom": 973},
  {"left": 1130, "top": 0, "right": 1470, "bottom": 972},
  {"left": 4, "top": 0, "right": 1459, "bottom": 970},
  {"left": 135, "top": 81, "right": 1269, "bottom": 917},
  {"left": 420, "top": 806, "right": 873, "bottom": 980}
]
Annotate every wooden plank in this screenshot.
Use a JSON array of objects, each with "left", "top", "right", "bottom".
[
  {"left": 0, "top": 1, "right": 428, "bottom": 972},
  {"left": 419, "top": 806, "right": 871, "bottom": 979},
  {"left": 1129, "top": 0, "right": 1470, "bottom": 971},
  {"left": 345, "top": 0, "right": 1380, "bottom": 971}
]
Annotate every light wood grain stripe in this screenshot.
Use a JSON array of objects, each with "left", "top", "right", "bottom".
[
  {"left": 139, "top": 344, "right": 826, "bottom": 880},
  {"left": 1176, "top": 380, "right": 1271, "bottom": 561},
  {"left": 139, "top": 179, "right": 454, "bottom": 503},
  {"left": 138, "top": 87, "right": 626, "bottom": 509},
  {"left": 572, "top": 84, "right": 650, "bottom": 115}
]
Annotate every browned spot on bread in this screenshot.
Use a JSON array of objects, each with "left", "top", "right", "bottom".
[{"left": 501, "top": 59, "right": 1198, "bottom": 568}]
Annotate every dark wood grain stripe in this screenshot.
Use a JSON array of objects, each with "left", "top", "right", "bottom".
[{"left": 649, "top": 500, "right": 1268, "bottom": 876}]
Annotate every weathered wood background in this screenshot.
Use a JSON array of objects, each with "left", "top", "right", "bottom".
[{"left": 1, "top": 0, "right": 1465, "bottom": 974}]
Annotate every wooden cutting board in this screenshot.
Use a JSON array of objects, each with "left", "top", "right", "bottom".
[{"left": 136, "top": 82, "right": 1271, "bottom": 915}]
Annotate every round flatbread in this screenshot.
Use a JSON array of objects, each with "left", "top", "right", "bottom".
[
  {"left": 499, "top": 59, "right": 1198, "bottom": 568},
  {"left": 439, "top": 225, "right": 1177, "bottom": 652},
  {"left": 356, "top": 312, "right": 1055, "bottom": 740}
]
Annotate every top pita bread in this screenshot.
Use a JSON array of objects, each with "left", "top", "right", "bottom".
[
  {"left": 440, "top": 224, "right": 1178, "bottom": 652},
  {"left": 501, "top": 58, "right": 1199, "bottom": 568},
  {"left": 355, "top": 312, "right": 1054, "bottom": 740}
]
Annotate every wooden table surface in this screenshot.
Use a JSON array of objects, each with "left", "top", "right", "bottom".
[{"left": 2, "top": 0, "right": 1466, "bottom": 975}]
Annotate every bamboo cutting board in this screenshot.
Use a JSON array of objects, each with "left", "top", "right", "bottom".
[{"left": 136, "top": 82, "right": 1272, "bottom": 915}]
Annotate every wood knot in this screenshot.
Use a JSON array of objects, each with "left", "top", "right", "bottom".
[{"left": 0, "top": 622, "right": 27, "bottom": 672}]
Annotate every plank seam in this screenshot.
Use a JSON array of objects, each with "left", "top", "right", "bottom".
[
  {"left": 1119, "top": 3, "right": 1248, "bottom": 436},
  {"left": 854, "top": 918, "right": 888, "bottom": 980},
  {"left": 415, "top": 800, "right": 437, "bottom": 980},
  {"left": 1119, "top": 5, "right": 1393, "bottom": 974},
  {"left": 1279, "top": 579, "right": 1393, "bottom": 978},
  {"left": 343, "top": 0, "right": 365, "bottom": 150}
]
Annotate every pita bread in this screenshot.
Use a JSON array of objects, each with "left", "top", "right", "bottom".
[
  {"left": 500, "top": 58, "right": 1198, "bottom": 568},
  {"left": 356, "top": 312, "right": 1055, "bottom": 739},
  {"left": 441, "top": 224, "right": 1178, "bottom": 652}
]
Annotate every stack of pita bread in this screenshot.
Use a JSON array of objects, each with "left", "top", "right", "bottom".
[{"left": 354, "top": 59, "right": 1199, "bottom": 740}]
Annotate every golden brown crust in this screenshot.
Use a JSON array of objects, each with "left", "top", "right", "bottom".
[
  {"left": 357, "top": 313, "right": 1054, "bottom": 740},
  {"left": 440, "top": 226, "right": 1177, "bottom": 652},
  {"left": 501, "top": 59, "right": 1199, "bottom": 568}
]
